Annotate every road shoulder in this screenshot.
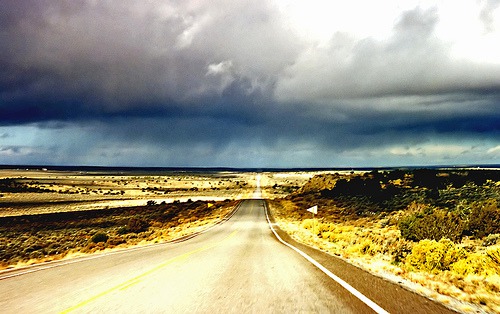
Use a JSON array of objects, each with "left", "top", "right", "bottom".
[{"left": 264, "top": 201, "right": 458, "bottom": 314}]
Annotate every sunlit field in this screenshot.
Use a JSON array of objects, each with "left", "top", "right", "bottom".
[
  {"left": 268, "top": 169, "right": 500, "bottom": 314},
  {"left": 0, "top": 169, "right": 317, "bottom": 216},
  {"left": 0, "top": 168, "right": 313, "bottom": 270},
  {"left": 2, "top": 167, "right": 500, "bottom": 313},
  {"left": 0, "top": 169, "right": 254, "bottom": 216}
]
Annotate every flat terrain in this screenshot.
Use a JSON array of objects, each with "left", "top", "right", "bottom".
[
  {"left": 0, "top": 169, "right": 316, "bottom": 269},
  {"left": 268, "top": 169, "right": 500, "bottom": 313},
  {"left": 0, "top": 200, "right": 456, "bottom": 314},
  {"left": 0, "top": 169, "right": 314, "bottom": 216},
  {"left": 2, "top": 168, "right": 498, "bottom": 313}
]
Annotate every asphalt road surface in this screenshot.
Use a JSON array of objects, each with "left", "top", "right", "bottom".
[{"left": 0, "top": 199, "right": 457, "bottom": 313}]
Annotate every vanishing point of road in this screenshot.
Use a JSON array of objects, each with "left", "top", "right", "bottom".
[{"left": 0, "top": 192, "right": 457, "bottom": 313}]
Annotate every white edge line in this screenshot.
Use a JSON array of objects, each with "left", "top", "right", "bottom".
[
  {"left": 263, "top": 201, "right": 390, "bottom": 314},
  {"left": 0, "top": 201, "right": 243, "bottom": 281}
]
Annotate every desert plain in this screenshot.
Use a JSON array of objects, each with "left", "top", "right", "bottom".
[
  {"left": 0, "top": 168, "right": 316, "bottom": 269},
  {"left": 0, "top": 168, "right": 317, "bottom": 216},
  {"left": 1, "top": 167, "right": 500, "bottom": 313}
]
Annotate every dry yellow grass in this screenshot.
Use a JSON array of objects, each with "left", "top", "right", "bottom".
[
  {"left": 0, "top": 169, "right": 260, "bottom": 216},
  {"left": 1, "top": 200, "right": 237, "bottom": 270},
  {"left": 268, "top": 199, "right": 500, "bottom": 314},
  {"left": 0, "top": 170, "right": 316, "bottom": 271},
  {"left": 0, "top": 169, "right": 319, "bottom": 217}
]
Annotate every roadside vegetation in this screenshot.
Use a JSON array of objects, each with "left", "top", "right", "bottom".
[
  {"left": 268, "top": 169, "right": 500, "bottom": 314},
  {"left": 0, "top": 170, "right": 258, "bottom": 216},
  {"left": 0, "top": 199, "right": 237, "bottom": 269},
  {"left": 0, "top": 169, "right": 312, "bottom": 271}
]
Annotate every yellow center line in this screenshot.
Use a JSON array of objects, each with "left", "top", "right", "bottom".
[{"left": 60, "top": 230, "right": 238, "bottom": 313}]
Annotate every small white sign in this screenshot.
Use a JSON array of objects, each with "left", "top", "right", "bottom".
[{"left": 306, "top": 205, "right": 318, "bottom": 215}]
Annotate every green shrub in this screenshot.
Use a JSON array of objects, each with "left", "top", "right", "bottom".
[
  {"left": 451, "top": 253, "right": 489, "bottom": 276},
  {"left": 117, "top": 226, "right": 130, "bottom": 235},
  {"left": 127, "top": 217, "right": 150, "bottom": 233},
  {"left": 107, "top": 236, "right": 125, "bottom": 246},
  {"left": 91, "top": 232, "right": 109, "bottom": 243},
  {"left": 398, "top": 214, "right": 419, "bottom": 241},
  {"left": 390, "top": 239, "right": 414, "bottom": 264},
  {"left": 466, "top": 200, "right": 500, "bottom": 238},
  {"left": 482, "top": 234, "right": 500, "bottom": 247},
  {"left": 398, "top": 209, "right": 464, "bottom": 243},
  {"left": 357, "top": 239, "right": 382, "bottom": 256},
  {"left": 405, "top": 238, "right": 466, "bottom": 273}
]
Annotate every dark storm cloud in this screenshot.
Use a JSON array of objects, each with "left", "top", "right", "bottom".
[
  {"left": 0, "top": 146, "right": 22, "bottom": 154},
  {"left": 0, "top": 0, "right": 298, "bottom": 126},
  {"left": 1, "top": 1, "right": 500, "bottom": 167}
]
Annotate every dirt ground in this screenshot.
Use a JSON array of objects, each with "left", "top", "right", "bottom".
[{"left": 0, "top": 169, "right": 317, "bottom": 217}]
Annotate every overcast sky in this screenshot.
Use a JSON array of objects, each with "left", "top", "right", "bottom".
[{"left": 1, "top": 0, "right": 500, "bottom": 168}]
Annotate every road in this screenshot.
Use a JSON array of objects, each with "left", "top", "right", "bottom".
[{"left": 0, "top": 199, "right": 457, "bottom": 313}]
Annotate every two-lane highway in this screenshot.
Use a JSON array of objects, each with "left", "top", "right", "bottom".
[
  {"left": 0, "top": 197, "right": 459, "bottom": 314},
  {"left": 1, "top": 200, "right": 373, "bottom": 313}
]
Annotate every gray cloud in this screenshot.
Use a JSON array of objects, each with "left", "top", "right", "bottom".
[
  {"left": 1, "top": 1, "right": 500, "bottom": 167},
  {"left": 1, "top": 0, "right": 300, "bottom": 125},
  {"left": 275, "top": 6, "right": 500, "bottom": 102},
  {"left": 480, "top": 0, "right": 500, "bottom": 32}
]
